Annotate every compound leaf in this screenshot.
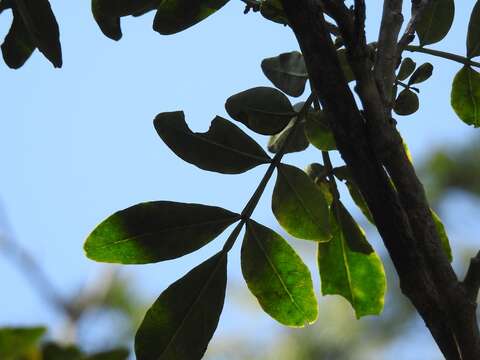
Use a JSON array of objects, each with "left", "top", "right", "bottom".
[{"left": 84, "top": 201, "right": 239, "bottom": 264}]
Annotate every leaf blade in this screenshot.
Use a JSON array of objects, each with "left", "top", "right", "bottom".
[{"left": 451, "top": 66, "right": 480, "bottom": 127}]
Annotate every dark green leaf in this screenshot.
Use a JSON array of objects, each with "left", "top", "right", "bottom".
[
  {"left": 318, "top": 202, "right": 386, "bottom": 318},
  {"left": 92, "top": 0, "right": 158, "bottom": 40},
  {"left": 15, "top": 0, "right": 62, "bottom": 67},
  {"left": 451, "top": 66, "right": 480, "bottom": 127},
  {"left": 225, "top": 86, "right": 294, "bottom": 135},
  {"left": 305, "top": 163, "right": 333, "bottom": 206},
  {"left": 304, "top": 110, "right": 336, "bottom": 151},
  {"left": 154, "top": 112, "right": 270, "bottom": 174},
  {"left": 153, "top": 0, "right": 229, "bottom": 35},
  {"left": 86, "top": 348, "right": 130, "bottom": 360},
  {"left": 397, "top": 57, "right": 416, "bottom": 81},
  {"left": 431, "top": 209, "right": 453, "bottom": 262},
  {"left": 1, "top": 9, "right": 35, "bottom": 69},
  {"left": 42, "top": 343, "right": 83, "bottom": 360},
  {"left": 84, "top": 201, "right": 239, "bottom": 264},
  {"left": 261, "top": 51, "right": 308, "bottom": 97},
  {"left": 0, "top": 327, "right": 46, "bottom": 359},
  {"left": 408, "top": 63, "right": 433, "bottom": 85},
  {"left": 260, "top": 0, "right": 288, "bottom": 25},
  {"left": 272, "top": 164, "right": 330, "bottom": 241},
  {"left": 241, "top": 220, "right": 318, "bottom": 326},
  {"left": 268, "top": 118, "right": 309, "bottom": 154},
  {"left": 394, "top": 89, "right": 419, "bottom": 116},
  {"left": 135, "top": 252, "right": 227, "bottom": 360},
  {"left": 416, "top": 0, "right": 455, "bottom": 46},
  {"left": 467, "top": 1, "right": 480, "bottom": 58}
]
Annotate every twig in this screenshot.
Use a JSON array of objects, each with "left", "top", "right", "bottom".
[
  {"left": 405, "top": 45, "right": 480, "bottom": 68},
  {"left": 397, "top": 0, "right": 431, "bottom": 55}
]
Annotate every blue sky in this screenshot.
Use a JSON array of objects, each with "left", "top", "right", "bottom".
[{"left": 0, "top": 1, "right": 478, "bottom": 358}]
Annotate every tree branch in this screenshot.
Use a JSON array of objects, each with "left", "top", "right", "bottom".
[
  {"left": 464, "top": 251, "right": 480, "bottom": 302},
  {"left": 397, "top": 0, "right": 431, "bottom": 54}
]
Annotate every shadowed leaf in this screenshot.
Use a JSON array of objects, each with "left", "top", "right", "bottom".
[
  {"left": 272, "top": 164, "right": 330, "bottom": 241},
  {"left": 153, "top": 0, "right": 229, "bottom": 35},
  {"left": 1, "top": 9, "right": 35, "bottom": 69},
  {"left": 467, "top": 1, "right": 480, "bottom": 59},
  {"left": 135, "top": 252, "right": 227, "bottom": 360},
  {"left": 84, "top": 201, "right": 239, "bottom": 264},
  {"left": 225, "top": 86, "right": 294, "bottom": 135},
  {"left": 408, "top": 63, "right": 433, "bottom": 85},
  {"left": 261, "top": 51, "right": 308, "bottom": 97},
  {"left": 431, "top": 209, "right": 453, "bottom": 262},
  {"left": 318, "top": 202, "right": 386, "bottom": 318},
  {"left": 154, "top": 112, "right": 270, "bottom": 174},
  {"left": 260, "top": 0, "right": 288, "bottom": 25},
  {"left": 397, "top": 57, "right": 416, "bottom": 81},
  {"left": 0, "top": 327, "right": 46, "bottom": 359},
  {"left": 394, "top": 89, "right": 419, "bottom": 116},
  {"left": 416, "top": 0, "right": 454, "bottom": 46},
  {"left": 451, "top": 66, "right": 480, "bottom": 127},
  {"left": 42, "top": 343, "right": 83, "bottom": 360},
  {"left": 241, "top": 220, "right": 318, "bottom": 326},
  {"left": 304, "top": 110, "right": 336, "bottom": 151}
]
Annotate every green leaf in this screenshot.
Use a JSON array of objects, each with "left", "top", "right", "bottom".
[
  {"left": 416, "top": 0, "right": 455, "bottom": 46},
  {"left": 431, "top": 209, "right": 453, "bottom": 262},
  {"left": 394, "top": 89, "right": 419, "bottom": 116},
  {"left": 86, "top": 349, "right": 130, "bottom": 360},
  {"left": 261, "top": 51, "right": 308, "bottom": 97},
  {"left": 305, "top": 163, "right": 333, "bottom": 206},
  {"left": 154, "top": 112, "right": 270, "bottom": 174},
  {"left": 241, "top": 220, "right": 318, "bottom": 326},
  {"left": 408, "top": 63, "right": 433, "bottom": 85},
  {"left": 135, "top": 252, "right": 227, "bottom": 360},
  {"left": 272, "top": 164, "right": 330, "bottom": 241},
  {"left": 467, "top": 1, "right": 480, "bottom": 58},
  {"left": 225, "top": 86, "right": 294, "bottom": 135},
  {"left": 318, "top": 202, "right": 386, "bottom": 318},
  {"left": 92, "top": 0, "right": 158, "bottom": 40},
  {"left": 84, "top": 201, "right": 239, "bottom": 264},
  {"left": 0, "top": 327, "right": 46, "bottom": 359},
  {"left": 153, "top": 0, "right": 229, "bottom": 35},
  {"left": 304, "top": 110, "right": 336, "bottom": 151},
  {"left": 397, "top": 57, "right": 416, "bottom": 81},
  {"left": 42, "top": 343, "right": 83, "bottom": 360},
  {"left": 1, "top": 9, "right": 35, "bottom": 69},
  {"left": 15, "top": 0, "right": 62, "bottom": 67},
  {"left": 451, "top": 66, "right": 480, "bottom": 127}
]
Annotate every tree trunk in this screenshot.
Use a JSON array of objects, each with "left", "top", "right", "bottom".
[{"left": 281, "top": 1, "right": 480, "bottom": 358}]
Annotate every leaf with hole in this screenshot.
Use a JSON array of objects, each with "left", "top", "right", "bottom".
[
  {"left": 305, "top": 110, "right": 336, "bottom": 151},
  {"left": 1, "top": 9, "right": 35, "bottom": 69},
  {"left": 225, "top": 87, "right": 294, "bottom": 135},
  {"left": 416, "top": 0, "right": 455, "bottom": 46},
  {"left": 394, "top": 89, "right": 419, "bottom": 116},
  {"left": 397, "top": 57, "right": 416, "bottom": 81},
  {"left": 154, "top": 111, "right": 270, "bottom": 174},
  {"left": 408, "top": 63, "right": 433, "bottom": 85},
  {"left": 318, "top": 201, "right": 386, "bottom": 318},
  {"left": 154, "top": 0, "right": 229, "bottom": 35},
  {"left": 451, "top": 66, "right": 480, "bottom": 127},
  {"left": 0, "top": 327, "right": 46, "bottom": 359},
  {"left": 241, "top": 220, "right": 318, "bottom": 326},
  {"left": 84, "top": 201, "right": 239, "bottom": 264},
  {"left": 135, "top": 252, "right": 227, "bottom": 360},
  {"left": 261, "top": 51, "right": 308, "bottom": 97},
  {"left": 272, "top": 164, "right": 330, "bottom": 241},
  {"left": 467, "top": 1, "right": 480, "bottom": 59}
]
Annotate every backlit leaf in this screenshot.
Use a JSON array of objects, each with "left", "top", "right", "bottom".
[
  {"left": 261, "top": 51, "right": 308, "bottom": 97},
  {"left": 318, "top": 202, "right": 386, "bottom": 318},
  {"left": 431, "top": 209, "right": 453, "bottom": 262},
  {"left": 154, "top": 0, "right": 229, "bottom": 35},
  {"left": 394, "top": 89, "right": 419, "bottom": 116},
  {"left": 84, "top": 201, "right": 239, "bottom": 264},
  {"left": 154, "top": 112, "right": 270, "bottom": 174},
  {"left": 416, "top": 0, "right": 454, "bottom": 46},
  {"left": 0, "top": 327, "right": 46, "bottom": 359},
  {"left": 451, "top": 66, "right": 480, "bottom": 127},
  {"left": 135, "top": 252, "right": 227, "bottom": 360},
  {"left": 225, "top": 87, "right": 294, "bottom": 135},
  {"left": 408, "top": 63, "right": 433, "bottom": 85},
  {"left": 467, "top": 1, "right": 480, "bottom": 58},
  {"left": 241, "top": 220, "right": 318, "bottom": 326},
  {"left": 272, "top": 164, "right": 330, "bottom": 241},
  {"left": 304, "top": 110, "right": 336, "bottom": 151}
]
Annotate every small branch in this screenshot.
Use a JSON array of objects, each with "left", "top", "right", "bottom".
[
  {"left": 397, "top": 0, "right": 430, "bottom": 55},
  {"left": 463, "top": 251, "right": 480, "bottom": 302},
  {"left": 405, "top": 45, "right": 480, "bottom": 68},
  {"left": 395, "top": 80, "right": 419, "bottom": 93}
]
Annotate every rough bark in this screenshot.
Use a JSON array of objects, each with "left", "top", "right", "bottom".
[{"left": 280, "top": 0, "right": 480, "bottom": 358}]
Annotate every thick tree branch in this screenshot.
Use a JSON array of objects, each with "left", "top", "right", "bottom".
[
  {"left": 281, "top": 1, "right": 480, "bottom": 358},
  {"left": 464, "top": 251, "right": 480, "bottom": 302}
]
